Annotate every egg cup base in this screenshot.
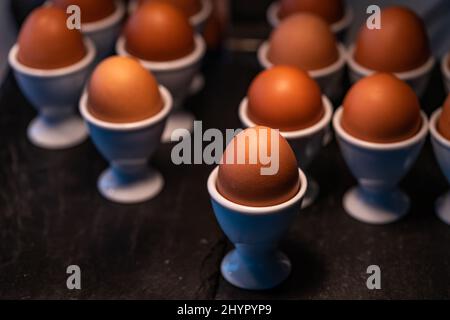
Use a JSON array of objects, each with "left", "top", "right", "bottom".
[
  {"left": 27, "top": 115, "right": 88, "bottom": 149},
  {"left": 98, "top": 166, "right": 164, "bottom": 204},
  {"left": 220, "top": 249, "right": 291, "bottom": 290},
  {"left": 322, "top": 127, "right": 334, "bottom": 146},
  {"left": 435, "top": 191, "right": 450, "bottom": 225},
  {"left": 301, "top": 176, "right": 319, "bottom": 209},
  {"left": 188, "top": 73, "right": 205, "bottom": 96},
  {"left": 161, "top": 110, "right": 195, "bottom": 143},
  {"left": 343, "top": 186, "right": 409, "bottom": 225}
]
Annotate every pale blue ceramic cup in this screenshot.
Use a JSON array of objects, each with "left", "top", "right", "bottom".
[
  {"left": 333, "top": 107, "right": 428, "bottom": 224},
  {"left": 429, "top": 108, "right": 450, "bottom": 225},
  {"left": 207, "top": 167, "right": 307, "bottom": 290},
  {"left": 80, "top": 86, "right": 172, "bottom": 204}
]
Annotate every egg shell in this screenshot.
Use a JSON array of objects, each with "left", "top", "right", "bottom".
[
  {"left": 217, "top": 126, "right": 300, "bottom": 207},
  {"left": 52, "top": 0, "right": 116, "bottom": 23},
  {"left": 342, "top": 73, "right": 422, "bottom": 143},
  {"left": 17, "top": 7, "right": 86, "bottom": 69},
  {"left": 438, "top": 95, "right": 450, "bottom": 141},
  {"left": 138, "top": 0, "right": 201, "bottom": 17},
  {"left": 268, "top": 13, "right": 339, "bottom": 71},
  {"left": 124, "top": 1, "right": 195, "bottom": 61},
  {"left": 247, "top": 66, "right": 324, "bottom": 131},
  {"left": 354, "top": 6, "right": 430, "bottom": 73},
  {"left": 278, "top": 0, "right": 344, "bottom": 24},
  {"left": 87, "top": 56, "right": 163, "bottom": 123}
]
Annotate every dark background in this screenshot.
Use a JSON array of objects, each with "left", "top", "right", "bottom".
[{"left": 0, "top": 0, "right": 449, "bottom": 299}]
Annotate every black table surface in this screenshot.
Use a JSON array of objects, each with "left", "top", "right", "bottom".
[{"left": 1, "top": 43, "right": 449, "bottom": 299}]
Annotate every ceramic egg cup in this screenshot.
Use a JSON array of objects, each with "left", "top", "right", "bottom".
[
  {"left": 208, "top": 167, "right": 307, "bottom": 290},
  {"left": 429, "top": 109, "right": 450, "bottom": 225},
  {"left": 347, "top": 45, "right": 435, "bottom": 98},
  {"left": 116, "top": 34, "right": 206, "bottom": 143},
  {"left": 79, "top": 86, "right": 172, "bottom": 204},
  {"left": 441, "top": 52, "right": 450, "bottom": 94},
  {"left": 239, "top": 96, "right": 333, "bottom": 208},
  {"left": 9, "top": 39, "right": 96, "bottom": 150},
  {"left": 266, "top": 2, "right": 353, "bottom": 41},
  {"left": 258, "top": 41, "right": 346, "bottom": 103},
  {"left": 333, "top": 107, "right": 428, "bottom": 224},
  {"left": 81, "top": 0, "right": 125, "bottom": 62}
]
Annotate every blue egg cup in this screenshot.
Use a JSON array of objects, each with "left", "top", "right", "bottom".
[{"left": 208, "top": 167, "right": 307, "bottom": 290}]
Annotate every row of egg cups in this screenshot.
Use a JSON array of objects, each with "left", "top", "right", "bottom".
[
  {"left": 41, "top": 0, "right": 212, "bottom": 60},
  {"left": 264, "top": 1, "right": 450, "bottom": 96},
  {"left": 257, "top": 39, "right": 450, "bottom": 103},
  {"left": 237, "top": 93, "right": 450, "bottom": 226},
  {"left": 208, "top": 98, "right": 450, "bottom": 291},
  {"left": 8, "top": 25, "right": 207, "bottom": 150}
]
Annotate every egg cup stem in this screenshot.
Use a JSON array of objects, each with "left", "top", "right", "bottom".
[
  {"left": 302, "top": 175, "right": 319, "bottom": 209},
  {"left": 97, "top": 164, "right": 163, "bottom": 204},
  {"left": 436, "top": 191, "right": 450, "bottom": 225},
  {"left": 188, "top": 73, "right": 205, "bottom": 95},
  {"left": 27, "top": 114, "right": 88, "bottom": 149},
  {"left": 221, "top": 244, "right": 291, "bottom": 291},
  {"left": 161, "top": 110, "right": 195, "bottom": 143},
  {"left": 343, "top": 186, "right": 410, "bottom": 224}
]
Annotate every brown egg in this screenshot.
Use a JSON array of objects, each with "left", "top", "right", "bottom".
[
  {"left": 247, "top": 66, "right": 324, "bottom": 131},
  {"left": 342, "top": 73, "right": 422, "bottom": 143},
  {"left": 278, "top": 0, "right": 345, "bottom": 24},
  {"left": 87, "top": 56, "right": 163, "bottom": 123},
  {"left": 268, "top": 13, "right": 339, "bottom": 71},
  {"left": 354, "top": 6, "right": 430, "bottom": 73},
  {"left": 138, "top": 0, "right": 201, "bottom": 17},
  {"left": 17, "top": 7, "right": 86, "bottom": 69},
  {"left": 438, "top": 95, "right": 450, "bottom": 141},
  {"left": 52, "top": 0, "right": 116, "bottom": 23},
  {"left": 217, "top": 126, "right": 300, "bottom": 207},
  {"left": 124, "top": 2, "right": 195, "bottom": 61}
]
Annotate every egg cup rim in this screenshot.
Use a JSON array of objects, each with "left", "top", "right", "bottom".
[
  {"left": 116, "top": 34, "right": 206, "bottom": 71},
  {"left": 127, "top": 0, "right": 212, "bottom": 28},
  {"left": 190, "top": 0, "right": 213, "bottom": 27},
  {"left": 347, "top": 44, "right": 436, "bottom": 80},
  {"left": 207, "top": 167, "right": 308, "bottom": 215},
  {"left": 79, "top": 85, "right": 173, "bottom": 131},
  {"left": 333, "top": 107, "right": 429, "bottom": 150},
  {"left": 266, "top": 1, "right": 353, "bottom": 33},
  {"left": 429, "top": 108, "right": 450, "bottom": 149},
  {"left": 441, "top": 52, "right": 450, "bottom": 80},
  {"left": 258, "top": 41, "right": 347, "bottom": 78},
  {"left": 239, "top": 95, "right": 333, "bottom": 139},
  {"left": 80, "top": 0, "right": 126, "bottom": 33},
  {"left": 9, "top": 38, "right": 96, "bottom": 78}
]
